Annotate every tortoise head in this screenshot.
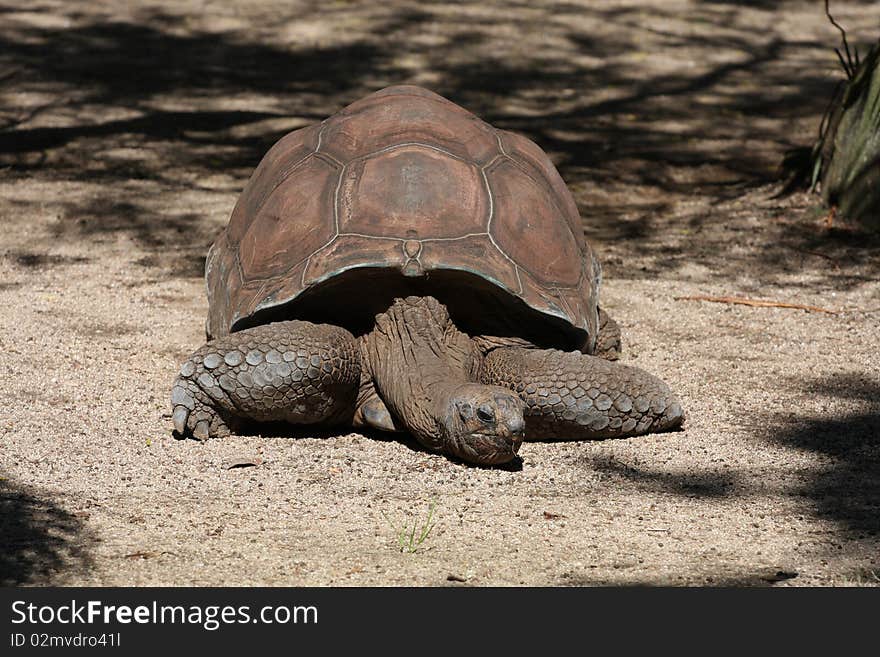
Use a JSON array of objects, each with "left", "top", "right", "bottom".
[{"left": 440, "top": 383, "right": 525, "bottom": 466}]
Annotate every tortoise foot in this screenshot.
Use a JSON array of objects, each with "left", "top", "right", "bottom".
[
  {"left": 171, "top": 320, "right": 361, "bottom": 440},
  {"left": 171, "top": 379, "right": 234, "bottom": 441}
]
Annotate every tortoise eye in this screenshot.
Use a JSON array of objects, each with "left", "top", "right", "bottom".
[{"left": 476, "top": 405, "right": 495, "bottom": 424}]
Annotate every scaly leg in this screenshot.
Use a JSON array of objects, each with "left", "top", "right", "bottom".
[
  {"left": 170, "top": 321, "right": 360, "bottom": 440},
  {"left": 481, "top": 347, "right": 683, "bottom": 440}
]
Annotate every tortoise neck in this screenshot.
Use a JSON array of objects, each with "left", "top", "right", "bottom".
[{"left": 362, "top": 296, "right": 477, "bottom": 449}]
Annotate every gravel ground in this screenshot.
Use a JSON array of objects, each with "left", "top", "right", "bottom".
[{"left": 1, "top": 0, "right": 878, "bottom": 586}]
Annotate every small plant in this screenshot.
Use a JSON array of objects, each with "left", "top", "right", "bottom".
[{"left": 381, "top": 500, "right": 437, "bottom": 554}]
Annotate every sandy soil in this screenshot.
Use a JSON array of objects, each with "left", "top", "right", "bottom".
[{"left": 1, "top": 0, "right": 878, "bottom": 587}]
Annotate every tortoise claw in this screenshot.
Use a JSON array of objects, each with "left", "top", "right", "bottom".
[
  {"left": 192, "top": 420, "right": 210, "bottom": 441},
  {"left": 170, "top": 369, "right": 231, "bottom": 441},
  {"left": 172, "top": 405, "right": 189, "bottom": 434}
]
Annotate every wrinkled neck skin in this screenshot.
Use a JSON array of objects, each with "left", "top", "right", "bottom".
[{"left": 362, "top": 297, "right": 479, "bottom": 452}]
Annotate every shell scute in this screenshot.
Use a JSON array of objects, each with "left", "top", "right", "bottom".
[{"left": 206, "top": 86, "right": 599, "bottom": 350}]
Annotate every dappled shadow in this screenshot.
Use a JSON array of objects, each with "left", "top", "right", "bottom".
[
  {"left": 585, "top": 374, "right": 880, "bottom": 539},
  {"left": 766, "top": 374, "right": 880, "bottom": 536},
  {"left": 586, "top": 454, "right": 739, "bottom": 498},
  {"left": 0, "top": 478, "right": 93, "bottom": 585},
  {"left": 2, "top": 250, "right": 90, "bottom": 268},
  {"left": 578, "top": 371, "right": 879, "bottom": 544},
  {"left": 0, "top": 4, "right": 412, "bottom": 273},
  {"left": 605, "top": 199, "right": 880, "bottom": 292},
  {"left": 0, "top": 8, "right": 412, "bottom": 177},
  {"left": 2, "top": 1, "right": 878, "bottom": 288},
  {"left": 0, "top": 109, "right": 280, "bottom": 174},
  {"left": 52, "top": 197, "right": 208, "bottom": 278}
]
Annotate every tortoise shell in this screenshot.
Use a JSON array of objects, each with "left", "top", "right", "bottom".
[{"left": 205, "top": 85, "right": 601, "bottom": 352}]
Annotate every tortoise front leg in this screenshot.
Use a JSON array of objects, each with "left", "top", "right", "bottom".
[
  {"left": 170, "top": 321, "right": 360, "bottom": 440},
  {"left": 481, "top": 347, "right": 683, "bottom": 440}
]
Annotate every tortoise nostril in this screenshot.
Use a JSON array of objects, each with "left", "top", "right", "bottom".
[
  {"left": 509, "top": 416, "right": 525, "bottom": 436},
  {"left": 476, "top": 405, "right": 495, "bottom": 424}
]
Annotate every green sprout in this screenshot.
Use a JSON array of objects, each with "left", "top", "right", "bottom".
[{"left": 381, "top": 500, "right": 437, "bottom": 554}]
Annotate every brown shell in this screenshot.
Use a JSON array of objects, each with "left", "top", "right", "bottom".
[{"left": 206, "top": 85, "right": 600, "bottom": 351}]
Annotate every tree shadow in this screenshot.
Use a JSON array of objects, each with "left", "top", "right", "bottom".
[
  {"left": 0, "top": 3, "right": 878, "bottom": 293},
  {"left": 2, "top": 250, "right": 90, "bottom": 268},
  {"left": 581, "top": 374, "right": 879, "bottom": 540},
  {"left": 0, "top": 478, "right": 93, "bottom": 586},
  {"left": 0, "top": 8, "right": 417, "bottom": 176},
  {"left": 585, "top": 454, "right": 740, "bottom": 498},
  {"left": 766, "top": 374, "right": 880, "bottom": 537},
  {"left": 51, "top": 197, "right": 208, "bottom": 279}
]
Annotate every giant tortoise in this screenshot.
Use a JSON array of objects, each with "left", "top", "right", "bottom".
[{"left": 170, "top": 85, "right": 683, "bottom": 465}]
